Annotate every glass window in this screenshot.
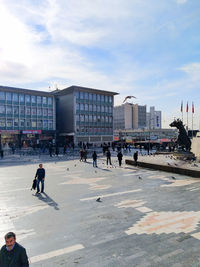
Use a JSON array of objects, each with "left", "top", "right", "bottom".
[
  {"left": 37, "top": 120, "right": 43, "bottom": 128},
  {"left": 101, "top": 95, "right": 104, "bottom": 101},
  {"left": 89, "top": 93, "right": 93, "bottom": 100},
  {"left": 97, "top": 94, "right": 101, "bottom": 101},
  {"left": 32, "top": 120, "right": 37, "bottom": 127},
  {"left": 26, "top": 107, "right": 31, "bottom": 115},
  {"left": 93, "top": 94, "right": 96, "bottom": 101},
  {"left": 80, "top": 104, "right": 84, "bottom": 111},
  {"left": 13, "top": 93, "right": 18, "bottom": 102},
  {"left": 85, "top": 104, "right": 88, "bottom": 111},
  {"left": 25, "top": 95, "right": 31, "bottom": 103},
  {"left": 101, "top": 106, "right": 105, "bottom": 112},
  {"left": 105, "top": 95, "right": 108, "bottom": 102},
  {"left": 89, "top": 104, "right": 92, "bottom": 111},
  {"left": 26, "top": 120, "right": 31, "bottom": 128},
  {"left": 48, "top": 120, "right": 53, "bottom": 129},
  {"left": 76, "top": 126, "right": 79, "bottom": 132},
  {"left": 105, "top": 116, "right": 108, "bottom": 122},
  {"left": 93, "top": 115, "right": 97, "bottom": 122},
  {"left": 101, "top": 116, "right": 105, "bottom": 123},
  {"left": 14, "top": 118, "right": 19, "bottom": 127},
  {"left": 32, "top": 108, "right": 36, "bottom": 115},
  {"left": 20, "top": 119, "right": 25, "bottom": 127},
  {"left": 75, "top": 91, "right": 79, "bottom": 98},
  {"left": 37, "top": 96, "right": 42, "bottom": 104},
  {"left": 84, "top": 92, "right": 88, "bottom": 99},
  {"left": 19, "top": 94, "right": 24, "bottom": 102},
  {"left": 109, "top": 96, "right": 113, "bottom": 103},
  {"left": 6, "top": 92, "right": 12, "bottom": 101},
  {"left": 0, "top": 92, "right": 5, "bottom": 100},
  {"left": 48, "top": 109, "right": 53, "bottom": 116},
  {"left": 97, "top": 115, "right": 101, "bottom": 122},
  {"left": 0, "top": 105, "right": 5, "bottom": 114},
  {"left": 0, "top": 118, "right": 5, "bottom": 127},
  {"left": 76, "top": 115, "right": 79, "bottom": 122},
  {"left": 43, "top": 120, "right": 48, "bottom": 128},
  {"left": 93, "top": 105, "right": 96, "bottom": 112},
  {"left": 20, "top": 106, "right": 25, "bottom": 115},
  {"left": 43, "top": 97, "right": 47, "bottom": 104},
  {"left": 6, "top": 106, "right": 12, "bottom": 114},
  {"left": 89, "top": 115, "right": 92, "bottom": 122},
  {"left": 76, "top": 103, "right": 79, "bottom": 110},
  {"left": 80, "top": 92, "right": 84, "bottom": 99},
  {"left": 80, "top": 115, "right": 84, "bottom": 122},
  {"left": 48, "top": 97, "right": 53, "bottom": 105},
  {"left": 109, "top": 106, "right": 112, "bottom": 113},
  {"left": 37, "top": 108, "right": 42, "bottom": 116},
  {"left": 97, "top": 105, "right": 101, "bottom": 112},
  {"left": 31, "top": 95, "right": 36, "bottom": 104},
  {"left": 85, "top": 115, "right": 88, "bottom": 122},
  {"left": 7, "top": 119, "right": 12, "bottom": 127},
  {"left": 13, "top": 106, "right": 19, "bottom": 115},
  {"left": 43, "top": 108, "right": 48, "bottom": 116},
  {"left": 105, "top": 106, "right": 108, "bottom": 113},
  {"left": 109, "top": 116, "right": 113, "bottom": 123}
]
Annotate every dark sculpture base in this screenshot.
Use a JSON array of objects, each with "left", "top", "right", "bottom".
[{"left": 173, "top": 150, "right": 196, "bottom": 160}]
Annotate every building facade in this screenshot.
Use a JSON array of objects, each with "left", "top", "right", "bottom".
[
  {"left": 114, "top": 103, "right": 147, "bottom": 130},
  {"left": 0, "top": 86, "right": 56, "bottom": 148},
  {"left": 146, "top": 106, "right": 162, "bottom": 129},
  {"left": 54, "top": 85, "right": 118, "bottom": 144}
]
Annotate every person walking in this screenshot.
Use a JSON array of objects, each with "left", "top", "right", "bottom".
[
  {"left": 133, "top": 151, "right": 138, "bottom": 166},
  {"left": 117, "top": 150, "right": 123, "bottom": 167},
  {"left": 92, "top": 151, "right": 97, "bottom": 167},
  {"left": 35, "top": 163, "right": 45, "bottom": 193},
  {"left": 106, "top": 149, "right": 112, "bottom": 166},
  {"left": 0, "top": 232, "right": 29, "bottom": 267}
]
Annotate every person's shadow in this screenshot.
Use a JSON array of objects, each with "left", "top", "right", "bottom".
[{"left": 34, "top": 192, "right": 59, "bottom": 210}]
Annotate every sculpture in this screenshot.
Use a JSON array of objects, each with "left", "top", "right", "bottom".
[{"left": 170, "top": 119, "right": 191, "bottom": 151}]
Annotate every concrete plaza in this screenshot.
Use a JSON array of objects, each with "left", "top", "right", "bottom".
[{"left": 1, "top": 153, "right": 200, "bottom": 266}]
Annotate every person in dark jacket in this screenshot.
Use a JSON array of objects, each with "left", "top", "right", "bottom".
[
  {"left": 0, "top": 232, "right": 29, "bottom": 267},
  {"left": 92, "top": 151, "right": 97, "bottom": 167},
  {"left": 106, "top": 149, "right": 112, "bottom": 165},
  {"left": 117, "top": 151, "right": 123, "bottom": 167},
  {"left": 133, "top": 151, "right": 138, "bottom": 166},
  {"left": 35, "top": 163, "right": 45, "bottom": 193}
]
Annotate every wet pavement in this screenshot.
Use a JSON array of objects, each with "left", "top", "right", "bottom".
[{"left": 0, "top": 154, "right": 200, "bottom": 266}]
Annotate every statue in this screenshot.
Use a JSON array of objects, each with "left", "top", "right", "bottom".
[{"left": 170, "top": 119, "right": 191, "bottom": 151}]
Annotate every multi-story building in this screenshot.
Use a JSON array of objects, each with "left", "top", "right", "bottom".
[
  {"left": 146, "top": 106, "right": 162, "bottom": 129},
  {"left": 0, "top": 85, "right": 56, "bottom": 148},
  {"left": 114, "top": 103, "right": 147, "bottom": 130},
  {"left": 54, "top": 85, "right": 118, "bottom": 144}
]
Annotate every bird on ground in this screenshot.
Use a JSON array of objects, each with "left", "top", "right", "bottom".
[
  {"left": 67, "top": 168, "right": 69, "bottom": 171},
  {"left": 138, "top": 176, "right": 142, "bottom": 179},
  {"left": 74, "top": 164, "right": 76, "bottom": 167},
  {"left": 95, "top": 170, "right": 97, "bottom": 173},
  {"left": 167, "top": 163, "right": 170, "bottom": 166},
  {"left": 96, "top": 197, "right": 102, "bottom": 202},
  {"left": 194, "top": 163, "right": 198, "bottom": 167},
  {"left": 123, "top": 96, "right": 136, "bottom": 103},
  {"left": 171, "top": 176, "right": 176, "bottom": 180}
]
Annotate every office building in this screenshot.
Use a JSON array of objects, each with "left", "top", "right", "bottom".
[{"left": 146, "top": 106, "right": 162, "bottom": 129}]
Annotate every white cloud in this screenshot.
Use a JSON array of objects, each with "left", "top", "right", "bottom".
[
  {"left": 176, "top": 0, "right": 187, "bottom": 4},
  {"left": 179, "top": 63, "right": 200, "bottom": 82}
]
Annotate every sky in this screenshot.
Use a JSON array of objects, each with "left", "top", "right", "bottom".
[{"left": 0, "top": 0, "right": 199, "bottom": 128}]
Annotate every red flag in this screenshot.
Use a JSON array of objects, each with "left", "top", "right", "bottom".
[
  {"left": 186, "top": 102, "right": 188, "bottom": 113},
  {"left": 192, "top": 102, "right": 194, "bottom": 113},
  {"left": 181, "top": 101, "right": 183, "bottom": 112}
]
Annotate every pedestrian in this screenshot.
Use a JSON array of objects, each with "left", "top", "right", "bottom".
[
  {"left": 63, "top": 145, "right": 66, "bottom": 155},
  {"left": 83, "top": 149, "right": 87, "bottom": 162},
  {"left": 49, "top": 145, "right": 53, "bottom": 157},
  {"left": 80, "top": 149, "right": 84, "bottom": 161},
  {"left": 133, "top": 151, "right": 138, "bottom": 166},
  {"left": 0, "top": 149, "right": 4, "bottom": 159},
  {"left": 106, "top": 149, "right": 112, "bottom": 165},
  {"left": 55, "top": 146, "right": 59, "bottom": 156},
  {"left": 35, "top": 163, "right": 45, "bottom": 193},
  {"left": 117, "top": 150, "right": 123, "bottom": 167},
  {"left": 92, "top": 151, "right": 97, "bottom": 167},
  {"left": 0, "top": 232, "right": 29, "bottom": 267}
]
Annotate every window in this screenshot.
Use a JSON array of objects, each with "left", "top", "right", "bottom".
[
  {"left": 80, "top": 104, "right": 84, "bottom": 111},
  {"left": 109, "top": 116, "right": 113, "bottom": 123},
  {"left": 31, "top": 95, "right": 36, "bottom": 104},
  {"left": 14, "top": 118, "right": 19, "bottom": 127},
  {"left": 37, "top": 120, "right": 43, "bottom": 128},
  {"left": 0, "top": 119, "right": 5, "bottom": 127},
  {"left": 48, "top": 120, "right": 53, "bottom": 129},
  {"left": 25, "top": 95, "right": 31, "bottom": 103},
  {"left": 26, "top": 107, "right": 30, "bottom": 115},
  {"left": 105, "top": 95, "right": 108, "bottom": 102},
  {"left": 13, "top": 93, "right": 18, "bottom": 102},
  {"left": 26, "top": 120, "right": 31, "bottom": 128},
  {"left": 0, "top": 92, "right": 5, "bottom": 100},
  {"left": 93, "top": 94, "right": 96, "bottom": 101},
  {"left": 105, "top": 116, "right": 108, "bottom": 123},
  {"left": 43, "top": 97, "right": 47, "bottom": 104},
  {"left": 0, "top": 105, "right": 5, "bottom": 113},
  {"left": 105, "top": 106, "right": 108, "bottom": 113},
  {"left": 6, "top": 92, "right": 12, "bottom": 101},
  {"left": 109, "top": 106, "right": 112, "bottom": 113},
  {"left": 20, "top": 119, "right": 25, "bottom": 127},
  {"left": 93, "top": 115, "right": 97, "bottom": 122},
  {"left": 97, "top": 105, "right": 100, "bottom": 112},
  {"left": 84, "top": 92, "right": 88, "bottom": 99},
  {"left": 97, "top": 115, "right": 101, "bottom": 122},
  {"left": 80, "top": 92, "right": 84, "bottom": 99},
  {"left": 85, "top": 115, "right": 88, "bottom": 122},
  {"left": 93, "top": 105, "right": 96, "bottom": 112},
  {"left": 101, "top": 106, "right": 105, "bottom": 112},
  {"left": 101, "top": 95, "right": 104, "bottom": 102},
  {"left": 76, "top": 103, "right": 79, "bottom": 111},
  {"left": 109, "top": 96, "right": 113, "bottom": 103},
  {"left": 32, "top": 120, "right": 37, "bottom": 127},
  {"left": 76, "top": 115, "right": 79, "bottom": 122},
  {"left": 37, "top": 108, "right": 42, "bottom": 116},
  {"left": 32, "top": 108, "right": 36, "bottom": 115},
  {"left": 7, "top": 119, "right": 12, "bottom": 127},
  {"left": 6, "top": 106, "right": 12, "bottom": 114},
  {"left": 14, "top": 106, "right": 19, "bottom": 115},
  {"left": 48, "top": 97, "right": 53, "bottom": 105},
  {"left": 89, "top": 93, "right": 93, "bottom": 100},
  {"left": 43, "top": 120, "right": 48, "bottom": 128},
  {"left": 75, "top": 91, "right": 79, "bottom": 98},
  {"left": 19, "top": 106, "right": 25, "bottom": 115},
  {"left": 43, "top": 108, "right": 48, "bottom": 116},
  {"left": 89, "top": 104, "right": 92, "bottom": 111},
  {"left": 101, "top": 116, "right": 105, "bottom": 123},
  {"left": 37, "top": 96, "right": 42, "bottom": 104},
  {"left": 85, "top": 104, "right": 88, "bottom": 111},
  {"left": 19, "top": 94, "right": 24, "bottom": 102},
  {"left": 97, "top": 94, "right": 101, "bottom": 101},
  {"left": 80, "top": 115, "right": 84, "bottom": 122},
  {"left": 48, "top": 109, "right": 53, "bottom": 116},
  {"left": 89, "top": 115, "right": 92, "bottom": 122}
]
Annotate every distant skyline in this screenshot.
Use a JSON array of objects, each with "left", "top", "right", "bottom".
[{"left": 0, "top": 0, "right": 199, "bottom": 129}]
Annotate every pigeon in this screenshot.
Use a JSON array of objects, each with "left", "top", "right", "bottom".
[
  {"left": 171, "top": 176, "right": 176, "bottom": 180},
  {"left": 138, "top": 176, "right": 142, "bottom": 179},
  {"left": 194, "top": 164, "right": 198, "bottom": 167},
  {"left": 96, "top": 197, "right": 102, "bottom": 202},
  {"left": 174, "top": 163, "right": 178, "bottom": 166},
  {"left": 123, "top": 95, "right": 137, "bottom": 103},
  {"left": 167, "top": 163, "right": 170, "bottom": 166},
  {"left": 95, "top": 170, "right": 97, "bottom": 173},
  {"left": 67, "top": 168, "right": 69, "bottom": 171},
  {"left": 74, "top": 164, "right": 77, "bottom": 167}
]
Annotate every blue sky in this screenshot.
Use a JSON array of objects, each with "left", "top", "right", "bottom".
[{"left": 0, "top": 0, "right": 199, "bottom": 128}]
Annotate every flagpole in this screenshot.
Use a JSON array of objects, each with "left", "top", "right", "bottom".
[
  {"left": 186, "top": 102, "right": 189, "bottom": 133},
  {"left": 192, "top": 102, "right": 194, "bottom": 139},
  {"left": 182, "top": 101, "right": 183, "bottom": 122}
]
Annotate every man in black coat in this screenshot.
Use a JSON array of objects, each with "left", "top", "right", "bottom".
[
  {"left": 0, "top": 232, "right": 29, "bottom": 267},
  {"left": 117, "top": 151, "right": 123, "bottom": 167},
  {"left": 35, "top": 163, "right": 45, "bottom": 193}
]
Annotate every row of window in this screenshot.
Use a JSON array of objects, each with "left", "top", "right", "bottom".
[
  {"left": 0, "top": 118, "right": 53, "bottom": 129},
  {"left": 76, "top": 126, "right": 113, "bottom": 134},
  {"left": 76, "top": 115, "right": 113, "bottom": 123},
  {"left": 0, "top": 106, "right": 53, "bottom": 116},
  {"left": 76, "top": 103, "right": 113, "bottom": 113},
  {"left": 0, "top": 92, "right": 53, "bottom": 105},
  {"left": 75, "top": 91, "right": 113, "bottom": 103}
]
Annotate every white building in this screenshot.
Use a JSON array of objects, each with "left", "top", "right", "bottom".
[{"left": 146, "top": 106, "right": 162, "bottom": 129}]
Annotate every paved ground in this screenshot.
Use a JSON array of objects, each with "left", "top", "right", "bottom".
[{"left": 1, "top": 153, "right": 200, "bottom": 266}]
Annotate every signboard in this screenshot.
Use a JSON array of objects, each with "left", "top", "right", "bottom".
[
  {"left": 0, "top": 130, "right": 20, "bottom": 134},
  {"left": 22, "top": 130, "right": 42, "bottom": 134}
]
